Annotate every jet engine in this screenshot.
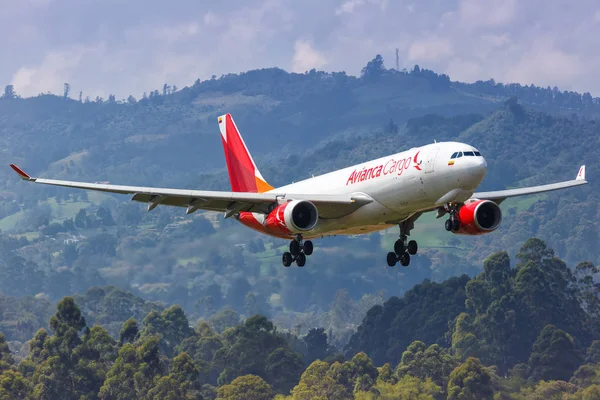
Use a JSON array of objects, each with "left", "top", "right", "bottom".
[
  {"left": 264, "top": 200, "right": 319, "bottom": 234},
  {"left": 454, "top": 199, "right": 502, "bottom": 235}
]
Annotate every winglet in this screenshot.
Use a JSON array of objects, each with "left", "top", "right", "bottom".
[
  {"left": 576, "top": 165, "right": 586, "bottom": 181},
  {"left": 9, "top": 164, "right": 32, "bottom": 180}
]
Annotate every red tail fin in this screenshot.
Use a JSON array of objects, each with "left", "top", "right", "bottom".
[{"left": 218, "top": 114, "right": 274, "bottom": 193}]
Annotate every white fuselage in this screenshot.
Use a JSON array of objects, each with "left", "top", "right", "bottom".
[{"left": 260, "top": 142, "right": 487, "bottom": 238}]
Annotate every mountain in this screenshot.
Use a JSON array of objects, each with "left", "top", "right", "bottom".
[{"left": 0, "top": 56, "right": 599, "bottom": 343}]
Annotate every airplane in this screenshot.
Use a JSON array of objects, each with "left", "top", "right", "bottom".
[{"left": 10, "top": 113, "right": 588, "bottom": 268}]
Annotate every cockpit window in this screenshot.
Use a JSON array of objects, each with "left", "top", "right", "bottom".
[
  {"left": 451, "top": 152, "right": 458, "bottom": 159},
  {"left": 464, "top": 151, "right": 475, "bottom": 156},
  {"left": 474, "top": 151, "right": 481, "bottom": 156},
  {"left": 456, "top": 152, "right": 463, "bottom": 158}
]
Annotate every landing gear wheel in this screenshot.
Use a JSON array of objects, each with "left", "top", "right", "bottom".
[
  {"left": 445, "top": 219, "right": 453, "bottom": 232},
  {"left": 387, "top": 252, "right": 397, "bottom": 267},
  {"left": 282, "top": 252, "right": 293, "bottom": 267},
  {"left": 296, "top": 253, "right": 306, "bottom": 267},
  {"left": 303, "top": 240, "right": 313, "bottom": 256},
  {"left": 290, "top": 240, "right": 301, "bottom": 256},
  {"left": 452, "top": 219, "right": 461, "bottom": 232},
  {"left": 394, "top": 239, "right": 405, "bottom": 255},
  {"left": 407, "top": 240, "right": 418, "bottom": 255},
  {"left": 399, "top": 252, "right": 410, "bottom": 267}
]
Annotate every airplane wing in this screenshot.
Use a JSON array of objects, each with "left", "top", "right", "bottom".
[
  {"left": 9, "top": 164, "right": 372, "bottom": 218},
  {"left": 471, "top": 165, "right": 588, "bottom": 204}
]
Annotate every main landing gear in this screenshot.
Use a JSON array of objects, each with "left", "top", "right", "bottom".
[
  {"left": 444, "top": 203, "right": 461, "bottom": 232},
  {"left": 282, "top": 234, "right": 313, "bottom": 267},
  {"left": 387, "top": 222, "right": 418, "bottom": 267}
]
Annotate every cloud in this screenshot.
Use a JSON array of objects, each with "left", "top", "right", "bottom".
[
  {"left": 11, "top": 45, "right": 104, "bottom": 97},
  {"left": 408, "top": 37, "right": 454, "bottom": 62},
  {"left": 335, "top": 0, "right": 364, "bottom": 15},
  {"left": 203, "top": 12, "right": 218, "bottom": 26},
  {"left": 504, "top": 40, "right": 584, "bottom": 89},
  {"left": 292, "top": 40, "right": 327, "bottom": 73},
  {"left": 459, "top": 0, "right": 517, "bottom": 29},
  {"left": 2, "top": 0, "right": 600, "bottom": 97}
]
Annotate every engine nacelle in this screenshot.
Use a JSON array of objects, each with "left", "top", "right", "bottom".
[
  {"left": 454, "top": 199, "right": 502, "bottom": 235},
  {"left": 264, "top": 200, "right": 319, "bottom": 234}
]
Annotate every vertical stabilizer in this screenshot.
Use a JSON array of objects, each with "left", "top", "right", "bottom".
[{"left": 218, "top": 114, "right": 274, "bottom": 193}]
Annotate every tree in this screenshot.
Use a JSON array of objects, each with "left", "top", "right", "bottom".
[
  {"left": 61, "top": 243, "right": 79, "bottom": 266},
  {"left": 72, "top": 325, "right": 118, "bottom": 397},
  {"left": 527, "top": 324, "right": 582, "bottom": 382},
  {"left": 304, "top": 328, "right": 329, "bottom": 363},
  {"left": 215, "top": 315, "right": 300, "bottom": 389},
  {"left": 289, "top": 361, "right": 347, "bottom": 400},
  {"left": 516, "top": 238, "right": 554, "bottom": 266},
  {"left": 447, "top": 358, "right": 495, "bottom": 400},
  {"left": 346, "top": 275, "right": 469, "bottom": 366},
  {"left": 2, "top": 85, "right": 15, "bottom": 99},
  {"left": 63, "top": 83, "right": 70, "bottom": 99},
  {"left": 120, "top": 318, "right": 139, "bottom": 344},
  {"left": 360, "top": 54, "right": 386, "bottom": 82},
  {"left": 514, "top": 380, "right": 579, "bottom": 400},
  {"left": 217, "top": 375, "right": 272, "bottom": 400},
  {"left": 396, "top": 341, "right": 459, "bottom": 389},
  {"left": 264, "top": 347, "right": 304, "bottom": 394},
  {"left": 451, "top": 313, "right": 481, "bottom": 360},
  {"left": 27, "top": 297, "right": 93, "bottom": 399},
  {"left": 96, "top": 206, "right": 115, "bottom": 226},
  {"left": 355, "top": 375, "right": 442, "bottom": 400},
  {"left": 147, "top": 352, "right": 203, "bottom": 399},
  {"left": 75, "top": 209, "right": 90, "bottom": 228},
  {"left": 326, "top": 352, "right": 378, "bottom": 395},
  {"left": 209, "top": 308, "right": 241, "bottom": 333},
  {"left": 0, "top": 370, "right": 32, "bottom": 399},
  {"left": 98, "top": 343, "right": 138, "bottom": 399},
  {"left": 586, "top": 340, "right": 600, "bottom": 364},
  {"left": 141, "top": 306, "right": 194, "bottom": 356},
  {"left": 571, "top": 364, "right": 600, "bottom": 388},
  {"left": 0, "top": 334, "right": 13, "bottom": 371},
  {"left": 51, "top": 296, "right": 87, "bottom": 333}
]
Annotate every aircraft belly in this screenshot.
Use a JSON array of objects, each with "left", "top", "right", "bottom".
[{"left": 305, "top": 199, "right": 404, "bottom": 238}]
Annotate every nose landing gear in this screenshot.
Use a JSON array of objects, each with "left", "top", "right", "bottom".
[
  {"left": 443, "top": 203, "right": 461, "bottom": 232},
  {"left": 282, "top": 234, "right": 313, "bottom": 267}
]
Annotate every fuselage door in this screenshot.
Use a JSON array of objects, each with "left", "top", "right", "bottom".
[{"left": 424, "top": 147, "right": 439, "bottom": 174}]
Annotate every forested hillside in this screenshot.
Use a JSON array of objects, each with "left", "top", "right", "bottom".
[
  {"left": 1, "top": 56, "right": 599, "bottom": 398},
  {"left": 0, "top": 239, "right": 599, "bottom": 399}
]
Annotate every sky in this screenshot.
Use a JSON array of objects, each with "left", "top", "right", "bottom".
[{"left": 2, "top": 0, "right": 600, "bottom": 99}]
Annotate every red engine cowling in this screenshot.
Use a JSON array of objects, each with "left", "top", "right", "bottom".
[
  {"left": 264, "top": 200, "right": 319, "bottom": 235},
  {"left": 454, "top": 199, "right": 502, "bottom": 235}
]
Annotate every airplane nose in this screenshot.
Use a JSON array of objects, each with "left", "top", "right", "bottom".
[
  {"left": 462, "top": 155, "right": 487, "bottom": 188},
  {"left": 473, "top": 156, "right": 487, "bottom": 181},
  {"left": 480, "top": 156, "right": 488, "bottom": 170}
]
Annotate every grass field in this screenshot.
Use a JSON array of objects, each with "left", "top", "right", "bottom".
[{"left": 0, "top": 192, "right": 114, "bottom": 232}]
